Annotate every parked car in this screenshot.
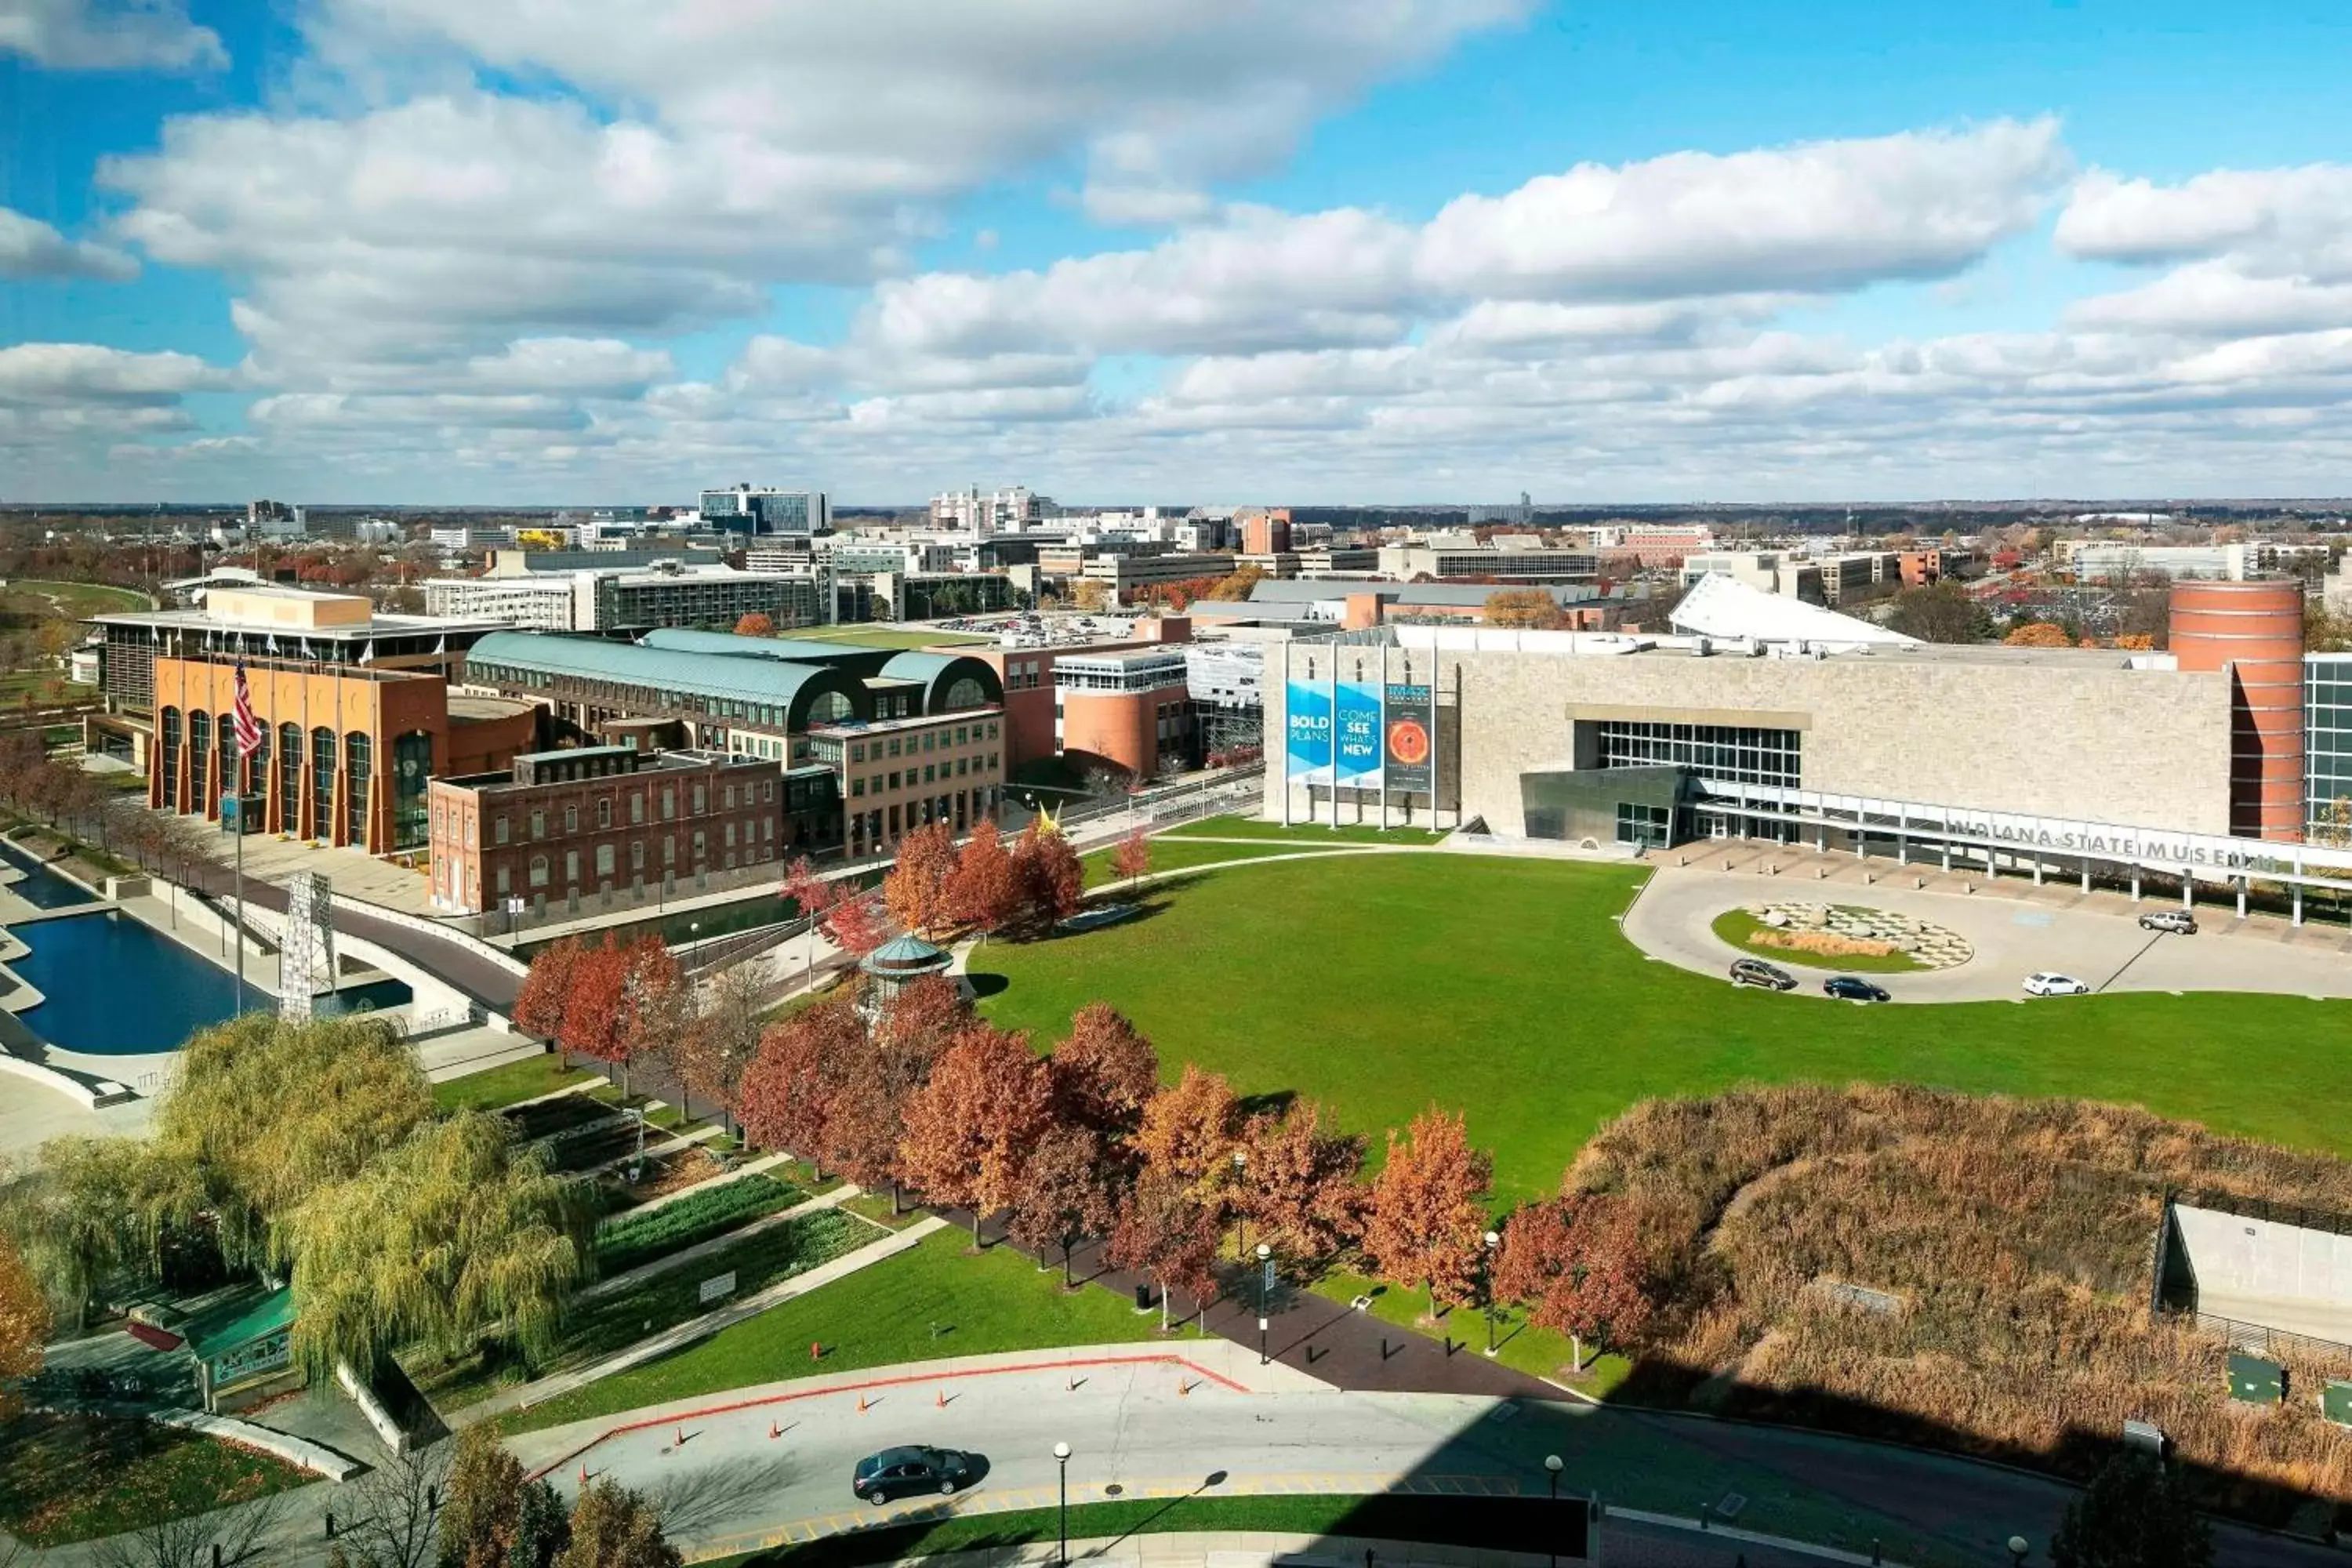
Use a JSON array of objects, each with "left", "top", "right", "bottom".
[
  {"left": 852, "top": 1446, "right": 978, "bottom": 1505},
  {"left": 2137, "top": 909, "right": 2198, "bottom": 935},
  {"left": 2023, "top": 972, "right": 2092, "bottom": 996},
  {"left": 1729, "top": 957, "right": 1798, "bottom": 991},
  {"left": 1823, "top": 976, "right": 1891, "bottom": 1003}
]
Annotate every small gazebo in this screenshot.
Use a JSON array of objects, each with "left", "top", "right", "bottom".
[{"left": 859, "top": 933, "right": 954, "bottom": 1011}]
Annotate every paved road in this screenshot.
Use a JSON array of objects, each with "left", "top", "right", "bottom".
[{"left": 1626, "top": 861, "right": 2352, "bottom": 1004}]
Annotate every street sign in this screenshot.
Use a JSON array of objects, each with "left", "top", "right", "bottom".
[
  {"left": 1261, "top": 1258, "right": 1276, "bottom": 1298},
  {"left": 699, "top": 1271, "right": 737, "bottom": 1305}
]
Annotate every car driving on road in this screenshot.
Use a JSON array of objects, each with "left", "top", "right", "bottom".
[
  {"left": 1823, "top": 976, "right": 1891, "bottom": 1003},
  {"left": 852, "top": 1446, "right": 978, "bottom": 1505},
  {"left": 2023, "top": 972, "right": 2092, "bottom": 996},
  {"left": 1729, "top": 957, "right": 1798, "bottom": 991},
  {"left": 2137, "top": 909, "right": 2198, "bottom": 935}
]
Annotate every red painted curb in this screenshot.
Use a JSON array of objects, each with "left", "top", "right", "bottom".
[{"left": 526, "top": 1353, "right": 1247, "bottom": 1481}]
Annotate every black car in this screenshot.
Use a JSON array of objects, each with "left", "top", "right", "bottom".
[
  {"left": 852, "top": 1446, "right": 977, "bottom": 1505},
  {"left": 1823, "top": 975, "right": 1891, "bottom": 1003}
]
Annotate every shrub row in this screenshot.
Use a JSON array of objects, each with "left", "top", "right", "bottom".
[{"left": 593, "top": 1173, "right": 804, "bottom": 1276}]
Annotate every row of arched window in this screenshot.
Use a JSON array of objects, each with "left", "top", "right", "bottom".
[{"left": 157, "top": 706, "right": 376, "bottom": 841}]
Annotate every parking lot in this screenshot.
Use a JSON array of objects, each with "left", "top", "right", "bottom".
[{"left": 1625, "top": 850, "right": 2352, "bottom": 1005}]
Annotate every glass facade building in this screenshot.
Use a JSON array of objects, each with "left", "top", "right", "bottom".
[
  {"left": 2310, "top": 653, "right": 2352, "bottom": 846},
  {"left": 1595, "top": 720, "right": 1802, "bottom": 789}
]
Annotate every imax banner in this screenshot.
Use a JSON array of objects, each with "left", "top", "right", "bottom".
[
  {"left": 1335, "top": 681, "right": 1384, "bottom": 789},
  {"left": 1384, "top": 683, "right": 1435, "bottom": 793},
  {"left": 1285, "top": 680, "right": 1333, "bottom": 782}
]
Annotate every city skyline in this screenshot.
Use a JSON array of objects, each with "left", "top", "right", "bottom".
[{"left": 7, "top": 1, "right": 2352, "bottom": 503}]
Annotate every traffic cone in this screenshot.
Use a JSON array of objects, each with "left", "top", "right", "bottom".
[
  {"left": 674, "top": 1427, "right": 684, "bottom": 1448},
  {"left": 579, "top": 1464, "right": 587, "bottom": 1483},
  {"left": 1177, "top": 1379, "right": 1190, "bottom": 1398},
  {"left": 935, "top": 1389, "right": 946, "bottom": 1409},
  {"left": 768, "top": 1421, "right": 780, "bottom": 1439},
  {"left": 856, "top": 1393, "right": 869, "bottom": 1414}
]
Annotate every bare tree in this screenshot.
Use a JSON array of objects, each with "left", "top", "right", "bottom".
[
  {"left": 332, "top": 1443, "right": 452, "bottom": 1568},
  {"left": 87, "top": 1488, "right": 290, "bottom": 1568}
]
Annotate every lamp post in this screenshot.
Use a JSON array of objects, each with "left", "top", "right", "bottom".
[
  {"left": 2006, "top": 1537, "right": 2030, "bottom": 1567},
  {"left": 1053, "top": 1442, "right": 1071, "bottom": 1566},
  {"left": 1256, "top": 1241, "right": 1272, "bottom": 1366},
  {"left": 1483, "top": 1229, "right": 1500, "bottom": 1356},
  {"left": 1232, "top": 1149, "right": 1248, "bottom": 1259},
  {"left": 1544, "top": 1454, "right": 1563, "bottom": 1568}
]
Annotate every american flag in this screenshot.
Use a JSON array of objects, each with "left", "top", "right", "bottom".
[{"left": 231, "top": 662, "right": 263, "bottom": 758}]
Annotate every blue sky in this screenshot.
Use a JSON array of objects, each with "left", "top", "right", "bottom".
[{"left": 4, "top": 0, "right": 2352, "bottom": 503}]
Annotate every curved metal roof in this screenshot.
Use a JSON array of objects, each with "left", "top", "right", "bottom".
[
  {"left": 466, "top": 631, "right": 873, "bottom": 728},
  {"left": 636, "top": 627, "right": 873, "bottom": 666},
  {"left": 879, "top": 650, "right": 1004, "bottom": 713}
]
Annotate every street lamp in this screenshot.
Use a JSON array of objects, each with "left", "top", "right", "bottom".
[
  {"left": 1543, "top": 1455, "right": 1563, "bottom": 1568},
  {"left": 2007, "top": 1537, "right": 2030, "bottom": 1566},
  {"left": 1256, "top": 1241, "right": 1272, "bottom": 1367},
  {"left": 1232, "top": 1149, "right": 1248, "bottom": 1259},
  {"left": 1483, "top": 1230, "right": 1501, "bottom": 1356},
  {"left": 1053, "top": 1442, "right": 1071, "bottom": 1566}
]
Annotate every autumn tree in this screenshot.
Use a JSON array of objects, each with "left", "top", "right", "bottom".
[
  {"left": 1007, "top": 1123, "right": 1123, "bottom": 1286},
  {"left": 822, "top": 888, "right": 891, "bottom": 958},
  {"left": 1107, "top": 1171, "right": 1221, "bottom": 1331},
  {"left": 830, "top": 975, "right": 968, "bottom": 1210},
  {"left": 436, "top": 1427, "right": 526, "bottom": 1568},
  {"left": 1009, "top": 818, "right": 1085, "bottom": 933},
  {"left": 897, "top": 1025, "right": 1054, "bottom": 1243},
  {"left": 884, "top": 821, "right": 960, "bottom": 937},
  {"left": 2004, "top": 620, "right": 2074, "bottom": 648},
  {"left": 1234, "top": 1099, "right": 1366, "bottom": 1271},
  {"left": 615, "top": 936, "right": 688, "bottom": 1096},
  {"left": 558, "top": 938, "right": 633, "bottom": 1084},
  {"left": 514, "top": 936, "right": 584, "bottom": 1044},
  {"left": 2051, "top": 1453, "right": 2212, "bottom": 1568},
  {"left": 1885, "top": 581, "right": 1993, "bottom": 644},
  {"left": 731, "top": 612, "right": 775, "bottom": 638},
  {"left": 1111, "top": 828, "right": 1151, "bottom": 891},
  {"left": 1494, "top": 1193, "right": 1660, "bottom": 1371},
  {"left": 1483, "top": 589, "right": 1568, "bottom": 630},
  {"left": 0, "top": 1234, "right": 49, "bottom": 1420},
  {"left": 734, "top": 995, "right": 865, "bottom": 1176},
  {"left": 944, "top": 819, "right": 1019, "bottom": 941},
  {"left": 673, "top": 960, "right": 764, "bottom": 1129},
  {"left": 1133, "top": 1065, "right": 1242, "bottom": 1197},
  {"left": 1051, "top": 1003, "right": 1159, "bottom": 1134},
  {"left": 554, "top": 1479, "right": 680, "bottom": 1568},
  {"left": 782, "top": 856, "right": 847, "bottom": 979},
  {"left": 1362, "top": 1105, "right": 1493, "bottom": 1319}
]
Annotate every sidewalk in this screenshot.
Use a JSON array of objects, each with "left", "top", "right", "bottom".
[{"left": 457, "top": 1216, "right": 949, "bottom": 1425}]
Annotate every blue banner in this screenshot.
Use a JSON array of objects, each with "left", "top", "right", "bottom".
[
  {"left": 1284, "top": 681, "right": 1333, "bottom": 782},
  {"left": 1335, "top": 681, "right": 1383, "bottom": 789}
]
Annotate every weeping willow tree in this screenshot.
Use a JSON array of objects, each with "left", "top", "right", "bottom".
[
  {"left": 280, "top": 1111, "right": 591, "bottom": 1379},
  {"left": 152, "top": 1012, "right": 435, "bottom": 1269},
  {"left": 2, "top": 1137, "right": 173, "bottom": 1330}
]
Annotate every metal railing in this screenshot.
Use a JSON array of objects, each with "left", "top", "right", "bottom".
[
  {"left": 2169, "top": 1187, "right": 2352, "bottom": 1241},
  {"left": 2171, "top": 1308, "right": 2352, "bottom": 1364}
]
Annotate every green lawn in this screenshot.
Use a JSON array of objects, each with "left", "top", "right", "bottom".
[
  {"left": 432, "top": 1052, "right": 600, "bottom": 1111},
  {"left": 0, "top": 578, "right": 151, "bottom": 618},
  {"left": 0, "top": 1414, "right": 313, "bottom": 1546},
  {"left": 1709, "top": 908, "right": 1929, "bottom": 974},
  {"left": 1079, "top": 838, "right": 1352, "bottom": 889},
  {"left": 711, "top": 1496, "right": 1380, "bottom": 1567},
  {"left": 1162, "top": 813, "right": 1445, "bottom": 845},
  {"left": 1306, "top": 1268, "right": 1631, "bottom": 1396},
  {"left": 503, "top": 1226, "right": 1187, "bottom": 1433},
  {"left": 975, "top": 855, "right": 2352, "bottom": 1203},
  {"left": 792, "top": 626, "right": 993, "bottom": 649}
]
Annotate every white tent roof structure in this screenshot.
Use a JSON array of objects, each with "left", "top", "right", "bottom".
[{"left": 1668, "top": 572, "right": 1920, "bottom": 650}]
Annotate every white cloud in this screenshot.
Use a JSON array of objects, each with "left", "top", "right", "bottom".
[
  {"left": 465, "top": 338, "right": 676, "bottom": 396},
  {"left": 2058, "top": 166, "right": 2352, "bottom": 275},
  {"left": 0, "top": 343, "right": 223, "bottom": 405},
  {"left": 0, "top": 0, "right": 223, "bottom": 71},
  {"left": 0, "top": 205, "right": 136, "bottom": 281},
  {"left": 1418, "top": 119, "right": 2068, "bottom": 300}
]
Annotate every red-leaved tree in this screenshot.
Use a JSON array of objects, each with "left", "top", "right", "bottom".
[
  {"left": 733, "top": 612, "right": 776, "bottom": 637},
  {"left": 1051, "top": 1003, "right": 1160, "bottom": 1135},
  {"left": 884, "top": 821, "right": 959, "bottom": 938},
  {"left": 1111, "top": 828, "right": 1151, "bottom": 891},
  {"left": 944, "top": 819, "right": 1019, "bottom": 942},
  {"left": 1132, "top": 1064, "right": 1241, "bottom": 1197},
  {"left": 1009, "top": 819, "right": 1084, "bottom": 934},
  {"left": 734, "top": 995, "right": 865, "bottom": 1176},
  {"left": 558, "top": 938, "right": 633, "bottom": 1087},
  {"left": 824, "top": 975, "right": 968, "bottom": 1210},
  {"left": 1494, "top": 1193, "right": 1662, "bottom": 1372},
  {"left": 1107, "top": 1170, "right": 1222, "bottom": 1332},
  {"left": 897, "top": 1024, "right": 1054, "bottom": 1243},
  {"left": 1362, "top": 1104, "right": 1493, "bottom": 1319},
  {"left": 1007, "top": 1123, "right": 1123, "bottom": 1286},
  {"left": 514, "top": 936, "right": 583, "bottom": 1048},
  {"left": 782, "top": 856, "right": 847, "bottom": 980},
  {"left": 1235, "top": 1098, "right": 1366, "bottom": 1272},
  {"left": 822, "top": 888, "right": 891, "bottom": 959}
]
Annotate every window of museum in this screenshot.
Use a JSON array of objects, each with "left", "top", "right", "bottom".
[
  {"left": 1614, "top": 802, "right": 1671, "bottom": 849},
  {"left": 662, "top": 788, "right": 676, "bottom": 819},
  {"left": 494, "top": 815, "right": 510, "bottom": 845},
  {"left": 596, "top": 799, "right": 611, "bottom": 829},
  {"left": 529, "top": 856, "right": 549, "bottom": 889},
  {"left": 596, "top": 844, "right": 614, "bottom": 877},
  {"left": 530, "top": 810, "right": 545, "bottom": 840},
  {"left": 564, "top": 850, "right": 580, "bottom": 885},
  {"left": 564, "top": 805, "right": 579, "bottom": 833}
]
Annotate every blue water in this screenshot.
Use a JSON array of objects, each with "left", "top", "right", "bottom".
[
  {"left": 9, "top": 910, "right": 269, "bottom": 1055},
  {"left": 314, "top": 976, "right": 412, "bottom": 1017},
  {"left": 0, "top": 842, "right": 102, "bottom": 910}
]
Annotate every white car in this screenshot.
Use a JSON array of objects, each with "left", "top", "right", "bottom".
[{"left": 2023, "top": 972, "right": 2091, "bottom": 996}]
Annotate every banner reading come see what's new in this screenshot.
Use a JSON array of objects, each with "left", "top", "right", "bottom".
[
  {"left": 1334, "top": 681, "right": 1383, "bottom": 789},
  {"left": 1285, "top": 680, "right": 1333, "bottom": 784}
]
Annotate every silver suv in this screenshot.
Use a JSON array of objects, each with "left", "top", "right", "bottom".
[
  {"left": 1730, "top": 957, "right": 1798, "bottom": 991},
  {"left": 2137, "top": 909, "right": 2198, "bottom": 935}
]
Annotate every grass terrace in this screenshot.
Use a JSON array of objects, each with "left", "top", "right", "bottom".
[
  {"left": 792, "top": 626, "right": 994, "bottom": 649},
  {"left": 976, "top": 854, "right": 2352, "bottom": 1203},
  {"left": 431, "top": 1053, "right": 601, "bottom": 1112}
]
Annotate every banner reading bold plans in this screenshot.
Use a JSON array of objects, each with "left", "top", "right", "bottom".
[
  {"left": 1384, "top": 683, "right": 1435, "bottom": 793},
  {"left": 1335, "top": 681, "right": 1383, "bottom": 789},
  {"left": 1285, "top": 681, "right": 1333, "bottom": 783}
]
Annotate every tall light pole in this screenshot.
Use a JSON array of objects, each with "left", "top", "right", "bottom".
[
  {"left": 1053, "top": 1442, "right": 1071, "bottom": 1566},
  {"left": 1256, "top": 1241, "right": 1272, "bottom": 1367},
  {"left": 1483, "top": 1229, "right": 1501, "bottom": 1356},
  {"left": 1232, "top": 1149, "right": 1248, "bottom": 1259},
  {"left": 2007, "top": 1537, "right": 2030, "bottom": 1566},
  {"left": 1544, "top": 1454, "right": 1563, "bottom": 1568}
]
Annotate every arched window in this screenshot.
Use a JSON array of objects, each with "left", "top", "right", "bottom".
[
  {"left": 310, "top": 727, "right": 336, "bottom": 839},
  {"left": 217, "top": 713, "right": 240, "bottom": 798},
  {"left": 159, "top": 707, "right": 183, "bottom": 811},
  {"left": 278, "top": 722, "right": 303, "bottom": 829},
  {"left": 943, "top": 676, "right": 987, "bottom": 710},
  {"left": 808, "top": 689, "right": 854, "bottom": 724},
  {"left": 528, "top": 855, "right": 550, "bottom": 889},
  {"left": 345, "top": 731, "right": 372, "bottom": 845},
  {"left": 187, "top": 711, "right": 211, "bottom": 808}
]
